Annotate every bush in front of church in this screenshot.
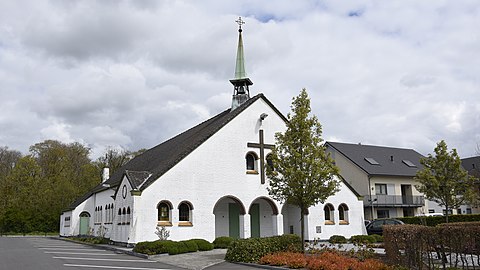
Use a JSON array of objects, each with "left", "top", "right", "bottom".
[
  {"left": 225, "top": 234, "right": 302, "bottom": 263},
  {"left": 213, "top": 236, "right": 235, "bottom": 248},
  {"left": 133, "top": 238, "right": 213, "bottom": 255},
  {"left": 191, "top": 239, "right": 214, "bottom": 251}
]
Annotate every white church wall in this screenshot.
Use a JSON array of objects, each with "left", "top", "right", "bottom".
[
  {"left": 130, "top": 98, "right": 287, "bottom": 243},
  {"left": 92, "top": 188, "right": 115, "bottom": 239},
  {"left": 111, "top": 176, "right": 134, "bottom": 244},
  {"left": 307, "top": 181, "right": 366, "bottom": 240},
  {"left": 60, "top": 187, "right": 115, "bottom": 237}
]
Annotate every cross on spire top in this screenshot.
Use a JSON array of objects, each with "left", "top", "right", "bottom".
[{"left": 235, "top": 17, "right": 245, "bottom": 31}]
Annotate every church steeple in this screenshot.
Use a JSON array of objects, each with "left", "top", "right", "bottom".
[{"left": 230, "top": 17, "right": 253, "bottom": 110}]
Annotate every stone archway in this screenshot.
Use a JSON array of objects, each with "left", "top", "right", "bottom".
[
  {"left": 248, "top": 197, "right": 279, "bottom": 238},
  {"left": 213, "top": 195, "right": 246, "bottom": 239},
  {"left": 281, "top": 204, "right": 308, "bottom": 239}
]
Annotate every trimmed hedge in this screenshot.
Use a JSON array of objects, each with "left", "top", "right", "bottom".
[
  {"left": 225, "top": 234, "right": 302, "bottom": 263},
  {"left": 398, "top": 214, "right": 480, "bottom": 227},
  {"left": 133, "top": 238, "right": 213, "bottom": 255},
  {"left": 190, "top": 239, "right": 214, "bottom": 251},
  {"left": 384, "top": 223, "right": 480, "bottom": 270},
  {"left": 328, "top": 235, "right": 348, "bottom": 244},
  {"left": 213, "top": 236, "right": 234, "bottom": 249},
  {"left": 349, "top": 234, "right": 383, "bottom": 245}
]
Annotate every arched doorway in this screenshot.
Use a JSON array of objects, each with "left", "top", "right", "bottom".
[
  {"left": 281, "top": 204, "right": 308, "bottom": 239},
  {"left": 213, "top": 196, "right": 246, "bottom": 239},
  {"left": 79, "top": 211, "right": 91, "bottom": 235},
  {"left": 248, "top": 197, "right": 279, "bottom": 238}
]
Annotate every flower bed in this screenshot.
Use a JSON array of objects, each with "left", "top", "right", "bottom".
[{"left": 259, "top": 251, "right": 392, "bottom": 270}]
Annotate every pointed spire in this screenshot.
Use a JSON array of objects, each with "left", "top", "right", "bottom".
[
  {"left": 230, "top": 16, "right": 253, "bottom": 110},
  {"left": 234, "top": 18, "right": 247, "bottom": 79}
]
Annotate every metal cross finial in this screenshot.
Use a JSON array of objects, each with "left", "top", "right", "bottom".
[{"left": 235, "top": 17, "right": 245, "bottom": 30}]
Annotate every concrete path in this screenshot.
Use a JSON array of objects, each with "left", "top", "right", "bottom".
[{"left": 149, "top": 249, "right": 227, "bottom": 270}]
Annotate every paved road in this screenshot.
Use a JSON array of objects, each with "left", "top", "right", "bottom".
[{"left": 0, "top": 237, "right": 184, "bottom": 270}]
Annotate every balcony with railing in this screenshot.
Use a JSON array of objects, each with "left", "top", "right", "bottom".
[{"left": 364, "top": 195, "right": 425, "bottom": 207}]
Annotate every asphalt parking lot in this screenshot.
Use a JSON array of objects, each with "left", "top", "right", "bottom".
[{"left": 0, "top": 237, "right": 184, "bottom": 270}]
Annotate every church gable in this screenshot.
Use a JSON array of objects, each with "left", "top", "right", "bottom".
[{"left": 103, "top": 94, "right": 286, "bottom": 193}]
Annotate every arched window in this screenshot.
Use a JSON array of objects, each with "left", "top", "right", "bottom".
[
  {"left": 324, "top": 203, "right": 335, "bottom": 225},
  {"left": 178, "top": 201, "right": 193, "bottom": 225},
  {"left": 122, "top": 208, "right": 126, "bottom": 225},
  {"left": 105, "top": 205, "right": 109, "bottom": 223},
  {"left": 157, "top": 201, "right": 173, "bottom": 226},
  {"left": 111, "top": 204, "right": 114, "bottom": 223},
  {"left": 117, "top": 208, "right": 122, "bottom": 225},
  {"left": 246, "top": 152, "right": 258, "bottom": 172},
  {"left": 338, "top": 203, "right": 349, "bottom": 224},
  {"left": 126, "top": 207, "right": 131, "bottom": 225},
  {"left": 100, "top": 206, "right": 103, "bottom": 224}
]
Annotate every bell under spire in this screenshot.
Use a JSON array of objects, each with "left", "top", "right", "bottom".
[{"left": 230, "top": 16, "right": 253, "bottom": 110}]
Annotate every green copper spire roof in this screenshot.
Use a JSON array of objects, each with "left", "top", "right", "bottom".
[{"left": 234, "top": 21, "right": 247, "bottom": 79}]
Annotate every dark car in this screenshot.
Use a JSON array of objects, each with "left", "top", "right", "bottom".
[{"left": 365, "top": 218, "right": 404, "bottom": 235}]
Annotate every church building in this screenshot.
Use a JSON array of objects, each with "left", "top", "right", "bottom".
[{"left": 59, "top": 18, "right": 366, "bottom": 245}]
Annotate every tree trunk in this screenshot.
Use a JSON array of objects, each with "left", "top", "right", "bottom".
[
  {"left": 445, "top": 203, "right": 449, "bottom": 223},
  {"left": 300, "top": 207, "right": 305, "bottom": 252}
]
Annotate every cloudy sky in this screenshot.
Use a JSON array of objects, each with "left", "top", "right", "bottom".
[{"left": 0, "top": 0, "right": 479, "bottom": 159}]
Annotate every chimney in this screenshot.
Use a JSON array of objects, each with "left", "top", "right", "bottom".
[{"left": 102, "top": 167, "right": 110, "bottom": 183}]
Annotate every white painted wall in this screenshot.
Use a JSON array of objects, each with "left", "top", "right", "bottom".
[{"left": 307, "top": 181, "right": 366, "bottom": 240}]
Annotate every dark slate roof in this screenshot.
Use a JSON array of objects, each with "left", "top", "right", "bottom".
[
  {"left": 125, "top": 170, "right": 152, "bottom": 189},
  {"left": 462, "top": 156, "right": 480, "bottom": 177},
  {"left": 325, "top": 141, "right": 425, "bottom": 177},
  {"left": 64, "top": 94, "right": 286, "bottom": 212}
]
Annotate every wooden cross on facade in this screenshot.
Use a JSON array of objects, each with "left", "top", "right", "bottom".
[{"left": 247, "top": 130, "right": 274, "bottom": 184}]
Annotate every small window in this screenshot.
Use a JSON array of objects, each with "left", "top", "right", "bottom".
[
  {"left": 127, "top": 207, "right": 131, "bottom": 224},
  {"left": 375, "top": 184, "right": 387, "bottom": 195},
  {"left": 245, "top": 152, "right": 259, "bottom": 173},
  {"left": 402, "top": 160, "right": 417, "bottom": 167},
  {"left": 365, "top": 157, "right": 380, "bottom": 165},
  {"left": 377, "top": 209, "right": 390, "bottom": 218},
  {"left": 157, "top": 201, "right": 173, "bottom": 226},
  {"left": 338, "top": 203, "right": 349, "bottom": 224},
  {"left": 324, "top": 204, "right": 335, "bottom": 224},
  {"left": 178, "top": 201, "right": 193, "bottom": 225}
]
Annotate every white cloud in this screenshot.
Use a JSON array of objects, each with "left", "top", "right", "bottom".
[{"left": 0, "top": 0, "right": 478, "bottom": 159}]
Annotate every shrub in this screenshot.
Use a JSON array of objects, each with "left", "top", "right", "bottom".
[
  {"left": 225, "top": 234, "right": 302, "bottom": 263},
  {"left": 213, "top": 236, "right": 234, "bottom": 249},
  {"left": 384, "top": 223, "right": 480, "bottom": 270},
  {"left": 350, "top": 235, "right": 375, "bottom": 245},
  {"left": 190, "top": 239, "right": 214, "bottom": 251},
  {"left": 180, "top": 240, "right": 198, "bottom": 253},
  {"left": 371, "top": 234, "right": 383, "bottom": 243},
  {"left": 398, "top": 214, "right": 480, "bottom": 226},
  {"left": 133, "top": 240, "right": 175, "bottom": 255},
  {"left": 329, "top": 235, "right": 347, "bottom": 244}
]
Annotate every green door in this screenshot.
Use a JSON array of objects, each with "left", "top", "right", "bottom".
[
  {"left": 79, "top": 216, "right": 89, "bottom": 235},
  {"left": 228, "top": 203, "right": 240, "bottom": 239},
  {"left": 250, "top": 203, "right": 260, "bottom": 238}
]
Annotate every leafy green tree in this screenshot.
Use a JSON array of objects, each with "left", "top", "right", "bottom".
[
  {"left": 0, "top": 146, "right": 22, "bottom": 233},
  {"left": 266, "top": 89, "right": 340, "bottom": 247},
  {"left": 415, "top": 140, "right": 478, "bottom": 222},
  {"left": 94, "top": 147, "right": 141, "bottom": 176}
]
